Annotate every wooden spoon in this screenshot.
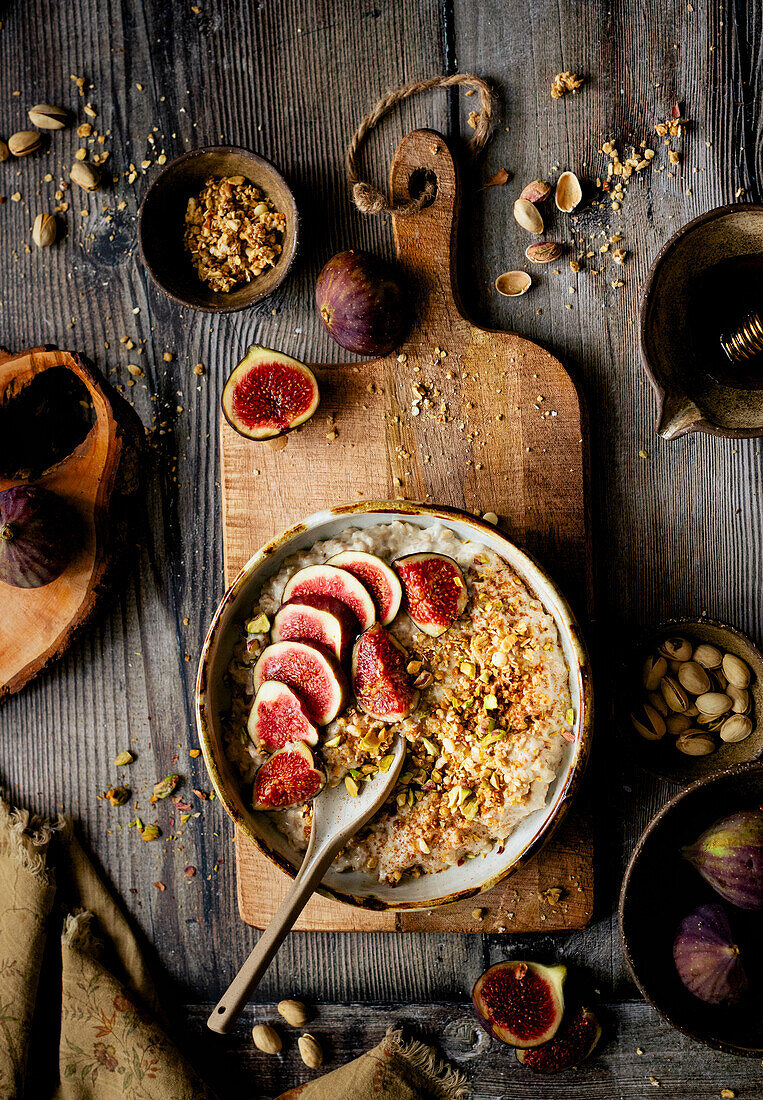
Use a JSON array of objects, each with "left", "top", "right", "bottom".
[{"left": 207, "top": 734, "right": 407, "bottom": 1034}]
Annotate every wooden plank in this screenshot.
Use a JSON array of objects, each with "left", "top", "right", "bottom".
[{"left": 223, "top": 128, "right": 593, "bottom": 933}]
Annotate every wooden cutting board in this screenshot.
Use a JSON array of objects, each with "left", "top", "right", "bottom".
[{"left": 221, "top": 129, "right": 593, "bottom": 932}]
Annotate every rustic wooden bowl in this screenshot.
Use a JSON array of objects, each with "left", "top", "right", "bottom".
[
  {"left": 640, "top": 203, "right": 763, "bottom": 440},
  {"left": 137, "top": 146, "right": 299, "bottom": 313},
  {"left": 624, "top": 618, "right": 763, "bottom": 785},
  {"left": 619, "top": 763, "right": 763, "bottom": 1056}
]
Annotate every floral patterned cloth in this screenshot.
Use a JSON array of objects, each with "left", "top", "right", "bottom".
[{"left": 0, "top": 801, "right": 216, "bottom": 1100}]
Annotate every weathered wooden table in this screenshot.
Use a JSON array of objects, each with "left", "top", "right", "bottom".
[{"left": 1, "top": 1, "right": 761, "bottom": 1096}]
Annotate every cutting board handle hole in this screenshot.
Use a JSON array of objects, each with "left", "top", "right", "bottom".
[{"left": 407, "top": 167, "right": 437, "bottom": 208}]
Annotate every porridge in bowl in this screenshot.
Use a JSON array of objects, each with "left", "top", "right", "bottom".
[{"left": 224, "top": 521, "right": 573, "bottom": 884}]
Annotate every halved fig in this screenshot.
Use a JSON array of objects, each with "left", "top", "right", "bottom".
[
  {"left": 394, "top": 552, "right": 468, "bottom": 636},
  {"left": 272, "top": 593, "right": 358, "bottom": 661},
  {"left": 282, "top": 564, "right": 376, "bottom": 631},
  {"left": 247, "top": 681, "right": 319, "bottom": 752},
  {"left": 327, "top": 550, "right": 403, "bottom": 626},
  {"left": 222, "top": 345, "right": 319, "bottom": 441},
  {"left": 516, "top": 1004, "right": 601, "bottom": 1072},
  {"left": 351, "top": 623, "right": 419, "bottom": 722},
  {"left": 252, "top": 741, "right": 326, "bottom": 811},
  {"left": 253, "top": 641, "right": 347, "bottom": 725},
  {"left": 472, "top": 960, "right": 566, "bottom": 1049}
]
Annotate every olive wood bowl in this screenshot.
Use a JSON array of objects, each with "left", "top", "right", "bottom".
[
  {"left": 624, "top": 618, "right": 763, "bottom": 785},
  {"left": 619, "top": 762, "right": 763, "bottom": 1056},
  {"left": 640, "top": 203, "right": 763, "bottom": 440},
  {"left": 138, "top": 146, "right": 299, "bottom": 313}
]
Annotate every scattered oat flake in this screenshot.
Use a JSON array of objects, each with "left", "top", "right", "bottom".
[
  {"left": 551, "top": 71, "right": 584, "bottom": 99},
  {"left": 639, "top": 449, "right": 649, "bottom": 459},
  {"left": 485, "top": 168, "right": 509, "bottom": 187},
  {"left": 190, "top": 748, "right": 201, "bottom": 758},
  {"left": 720, "top": 1092, "right": 735, "bottom": 1099}
]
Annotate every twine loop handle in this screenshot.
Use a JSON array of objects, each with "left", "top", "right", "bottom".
[{"left": 347, "top": 73, "right": 496, "bottom": 217}]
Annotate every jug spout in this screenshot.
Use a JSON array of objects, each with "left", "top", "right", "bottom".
[{"left": 657, "top": 390, "right": 704, "bottom": 440}]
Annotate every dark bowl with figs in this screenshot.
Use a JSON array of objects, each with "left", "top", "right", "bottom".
[
  {"left": 619, "top": 763, "right": 763, "bottom": 1056},
  {"left": 138, "top": 145, "right": 299, "bottom": 313}
]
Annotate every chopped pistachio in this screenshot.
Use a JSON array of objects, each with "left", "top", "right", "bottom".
[
  {"left": 344, "top": 776, "right": 359, "bottom": 797},
  {"left": 246, "top": 612, "right": 270, "bottom": 634},
  {"left": 140, "top": 822, "right": 161, "bottom": 842},
  {"left": 103, "top": 785, "right": 131, "bottom": 807},
  {"left": 324, "top": 735, "right": 342, "bottom": 748},
  {"left": 115, "top": 751, "right": 134, "bottom": 767},
  {"left": 150, "top": 774, "right": 180, "bottom": 802}
]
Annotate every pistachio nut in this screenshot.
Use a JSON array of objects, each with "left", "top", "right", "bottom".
[
  {"left": 666, "top": 713, "right": 691, "bottom": 736},
  {"left": 658, "top": 636, "right": 693, "bottom": 662},
  {"left": 554, "top": 170, "right": 582, "bottom": 213},
  {"left": 28, "top": 103, "right": 69, "bottom": 130},
  {"left": 70, "top": 160, "right": 100, "bottom": 192},
  {"left": 525, "top": 241, "right": 563, "bottom": 264},
  {"left": 710, "top": 668, "right": 729, "bottom": 691},
  {"left": 677, "top": 660, "right": 711, "bottom": 696},
  {"left": 676, "top": 732, "right": 716, "bottom": 756},
  {"left": 695, "top": 691, "right": 732, "bottom": 717},
  {"left": 684, "top": 702, "right": 700, "bottom": 717},
  {"left": 277, "top": 999, "right": 310, "bottom": 1027},
  {"left": 298, "top": 1033, "right": 323, "bottom": 1069},
  {"left": 495, "top": 270, "right": 532, "bottom": 297},
  {"left": 660, "top": 675, "right": 689, "bottom": 713},
  {"left": 727, "top": 685, "right": 750, "bottom": 714},
  {"left": 719, "top": 714, "right": 753, "bottom": 743},
  {"left": 642, "top": 654, "right": 668, "bottom": 692},
  {"left": 722, "top": 653, "right": 751, "bottom": 689},
  {"left": 0, "top": 140, "right": 8, "bottom": 163},
  {"left": 696, "top": 712, "right": 726, "bottom": 732},
  {"left": 8, "top": 130, "right": 42, "bottom": 157},
  {"left": 513, "top": 197, "right": 544, "bottom": 234},
  {"left": 630, "top": 702, "right": 665, "bottom": 741},
  {"left": 692, "top": 643, "right": 723, "bottom": 669},
  {"left": 252, "top": 1023, "right": 282, "bottom": 1054},
  {"left": 647, "top": 690, "right": 669, "bottom": 717},
  {"left": 519, "top": 178, "right": 551, "bottom": 205},
  {"left": 32, "top": 212, "right": 56, "bottom": 248}
]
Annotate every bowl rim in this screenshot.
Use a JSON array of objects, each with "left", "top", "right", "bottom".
[
  {"left": 639, "top": 201, "right": 763, "bottom": 440},
  {"left": 137, "top": 144, "right": 300, "bottom": 314},
  {"left": 618, "top": 760, "right": 763, "bottom": 1056},
  {"left": 625, "top": 615, "right": 763, "bottom": 784},
  {"left": 195, "top": 499, "right": 594, "bottom": 911}
]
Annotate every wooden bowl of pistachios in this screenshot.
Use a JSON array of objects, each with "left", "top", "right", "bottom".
[{"left": 627, "top": 618, "right": 763, "bottom": 784}]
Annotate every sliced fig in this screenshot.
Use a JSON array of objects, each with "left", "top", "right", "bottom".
[
  {"left": 282, "top": 564, "right": 376, "bottom": 631},
  {"left": 253, "top": 640, "right": 347, "bottom": 726},
  {"left": 247, "top": 681, "right": 319, "bottom": 752},
  {"left": 351, "top": 623, "right": 419, "bottom": 722},
  {"left": 394, "top": 552, "right": 468, "bottom": 636},
  {"left": 472, "top": 960, "right": 566, "bottom": 1049},
  {"left": 222, "top": 345, "right": 319, "bottom": 441},
  {"left": 252, "top": 741, "right": 326, "bottom": 811},
  {"left": 327, "top": 550, "right": 403, "bottom": 626},
  {"left": 516, "top": 1004, "right": 601, "bottom": 1072},
  {"left": 272, "top": 593, "right": 358, "bottom": 661}
]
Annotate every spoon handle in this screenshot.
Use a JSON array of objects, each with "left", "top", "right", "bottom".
[{"left": 206, "top": 836, "right": 338, "bottom": 1034}]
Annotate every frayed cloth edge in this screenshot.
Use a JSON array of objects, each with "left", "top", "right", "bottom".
[
  {"left": 383, "top": 1026, "right": 472, "bottom": 1099},
  {"left": 0, "top": 799, "right": 69, "bottom": 884}
]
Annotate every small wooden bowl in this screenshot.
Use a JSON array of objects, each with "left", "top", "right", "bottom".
[
  {"left": 619, "top": 763, "right": 763, "bottom": 1056},
  {"left": 624, "top": 618, "right": 763, "bottom": 785},
  {"left": 138, "top": 146, "right": 299, "bottom": 313}
]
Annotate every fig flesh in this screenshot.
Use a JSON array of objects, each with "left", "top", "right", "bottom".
[
  {"left": 248, "top": 681, "right": 319, "bottom": 752},
  {"left": 516, "top": 1004, "right": 602, "bottom": 1073},
  {"left": 351, "top": 624, "right": 419, "bottom": 722},
  {"left": 683, "top": 809, "right": 763, "bottom": 911},
  {"left": 221, "top": 345, "right": 319, "bottom": 441},
  {"left": 253, "top": 640, "right": 347, "bottom": 726},
  {"left": 0, "top": 485, "right": 79, "bottom": 588},
  {"left": 282, "top": 564, "right": 376, "bottom": 631},
  {"left": 272, "top": 593, "right": 359, "bottom": 661},
  {"left": 394, "top": 552, "right": 468, "bottom": 636},
  {"left": 673, "top": 903, "right": 747, "bottom": 1004},
  {"left": 315, "top": 249, "right": 408, "bottom": 357},
  {"left": 252, "top": 741, "right": 326, "bottom": 811},
  {"left": 327, "top": 550, "right": 403, "bottom": 626},
  {"left": 473, "top": 960, "right": 566, "bottom": 1049}
]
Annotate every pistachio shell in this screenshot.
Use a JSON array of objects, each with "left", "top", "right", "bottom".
[
  {"left": 660, "top": 675, "right": 689, "bottom": 713},
  {"left": 69, "top": 160, "right": 100, "bottom": 191},
  {"left": 28, "top": 103, "right": 69, "bottom": 130},
  {"left": 722, "top": 653, "right": 751, "bottom": 689},
  {"left": 32, "top": 213, "right": 57, "bottom": 248},
  {"left": 252, "top": 1023, "right": 282, "bottom": 1054},
  {"left": 647, "top": 690, "right": 669, "bottom": 717},
  {"left": 643, "top": 654, "right": 668, "bottom": 692},
  {"left": 495, "top": 271, "right": 532, "bottom": 297},
  {"left": 8, "top": 130, "right": 42, "bottom": 157},
  {"left": 659, "top": 637, "right": 693, "bottom": 662},
  {"left": 727, "top": 685, "right": 750, "bottom": 714},
  {"left": 278, "top": 999, "right": 310, "bottom": 1027},
  {"left": 719, "top": 714, "right": 753, "bottom": 743},
  {"left": 554, "top": 171, "right": 582, "bottom": 213},
  {"left": 677, "top": 660, "right": 711, "bottom": 696},
  {"left": 630, "top": 702, "right": 665, "bottom": 740},
  {"left": 693, "top": 643, "right": 723, "bottom": 669},
  {"left": 666, "top": 713, "right": 691, "bottom": 736},
  {"left": 677, "top": 732, "right": 716, "bottom": 756},
  {"left": 525, "top": 241, "right": 563, "bottom": 264},
  {"left": 684, "top": 702, "right": 700, "bottom": 717},
  {"left": 696, "top": 691, "right": 732, "bottom": 717},
  {"left": 298, "top": 1033, "right": 323, "bottom": 1069},
  {"left": 519, "top": 179, "right": 551, "bottom": 204},
  {"left": 0, "top": 141, "right": 8, "bottom": 163},
  {"left": 513, "top": 197, "right": 544, "bottom": 234}
]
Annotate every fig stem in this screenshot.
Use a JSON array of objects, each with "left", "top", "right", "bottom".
[{"left": 0, "top": 523, "right": 15, "bottom": 542}]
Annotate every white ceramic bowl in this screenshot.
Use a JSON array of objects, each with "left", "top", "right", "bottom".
[{"left": 196, "top": 501, "right": 593, "bottom": 911}]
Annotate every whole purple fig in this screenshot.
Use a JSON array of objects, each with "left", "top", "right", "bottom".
[
  {"left": 673, "top": 903, "right": 747, "bottom": 1004},
  {"left": 315, "top": 250, "right": 408, "bottom": 357},
  {"left": 683, "top": 810, "right": 763, "bottom": 911},
  {"left": 0, "top": 485, "right": 79, "bottom": 588}
]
